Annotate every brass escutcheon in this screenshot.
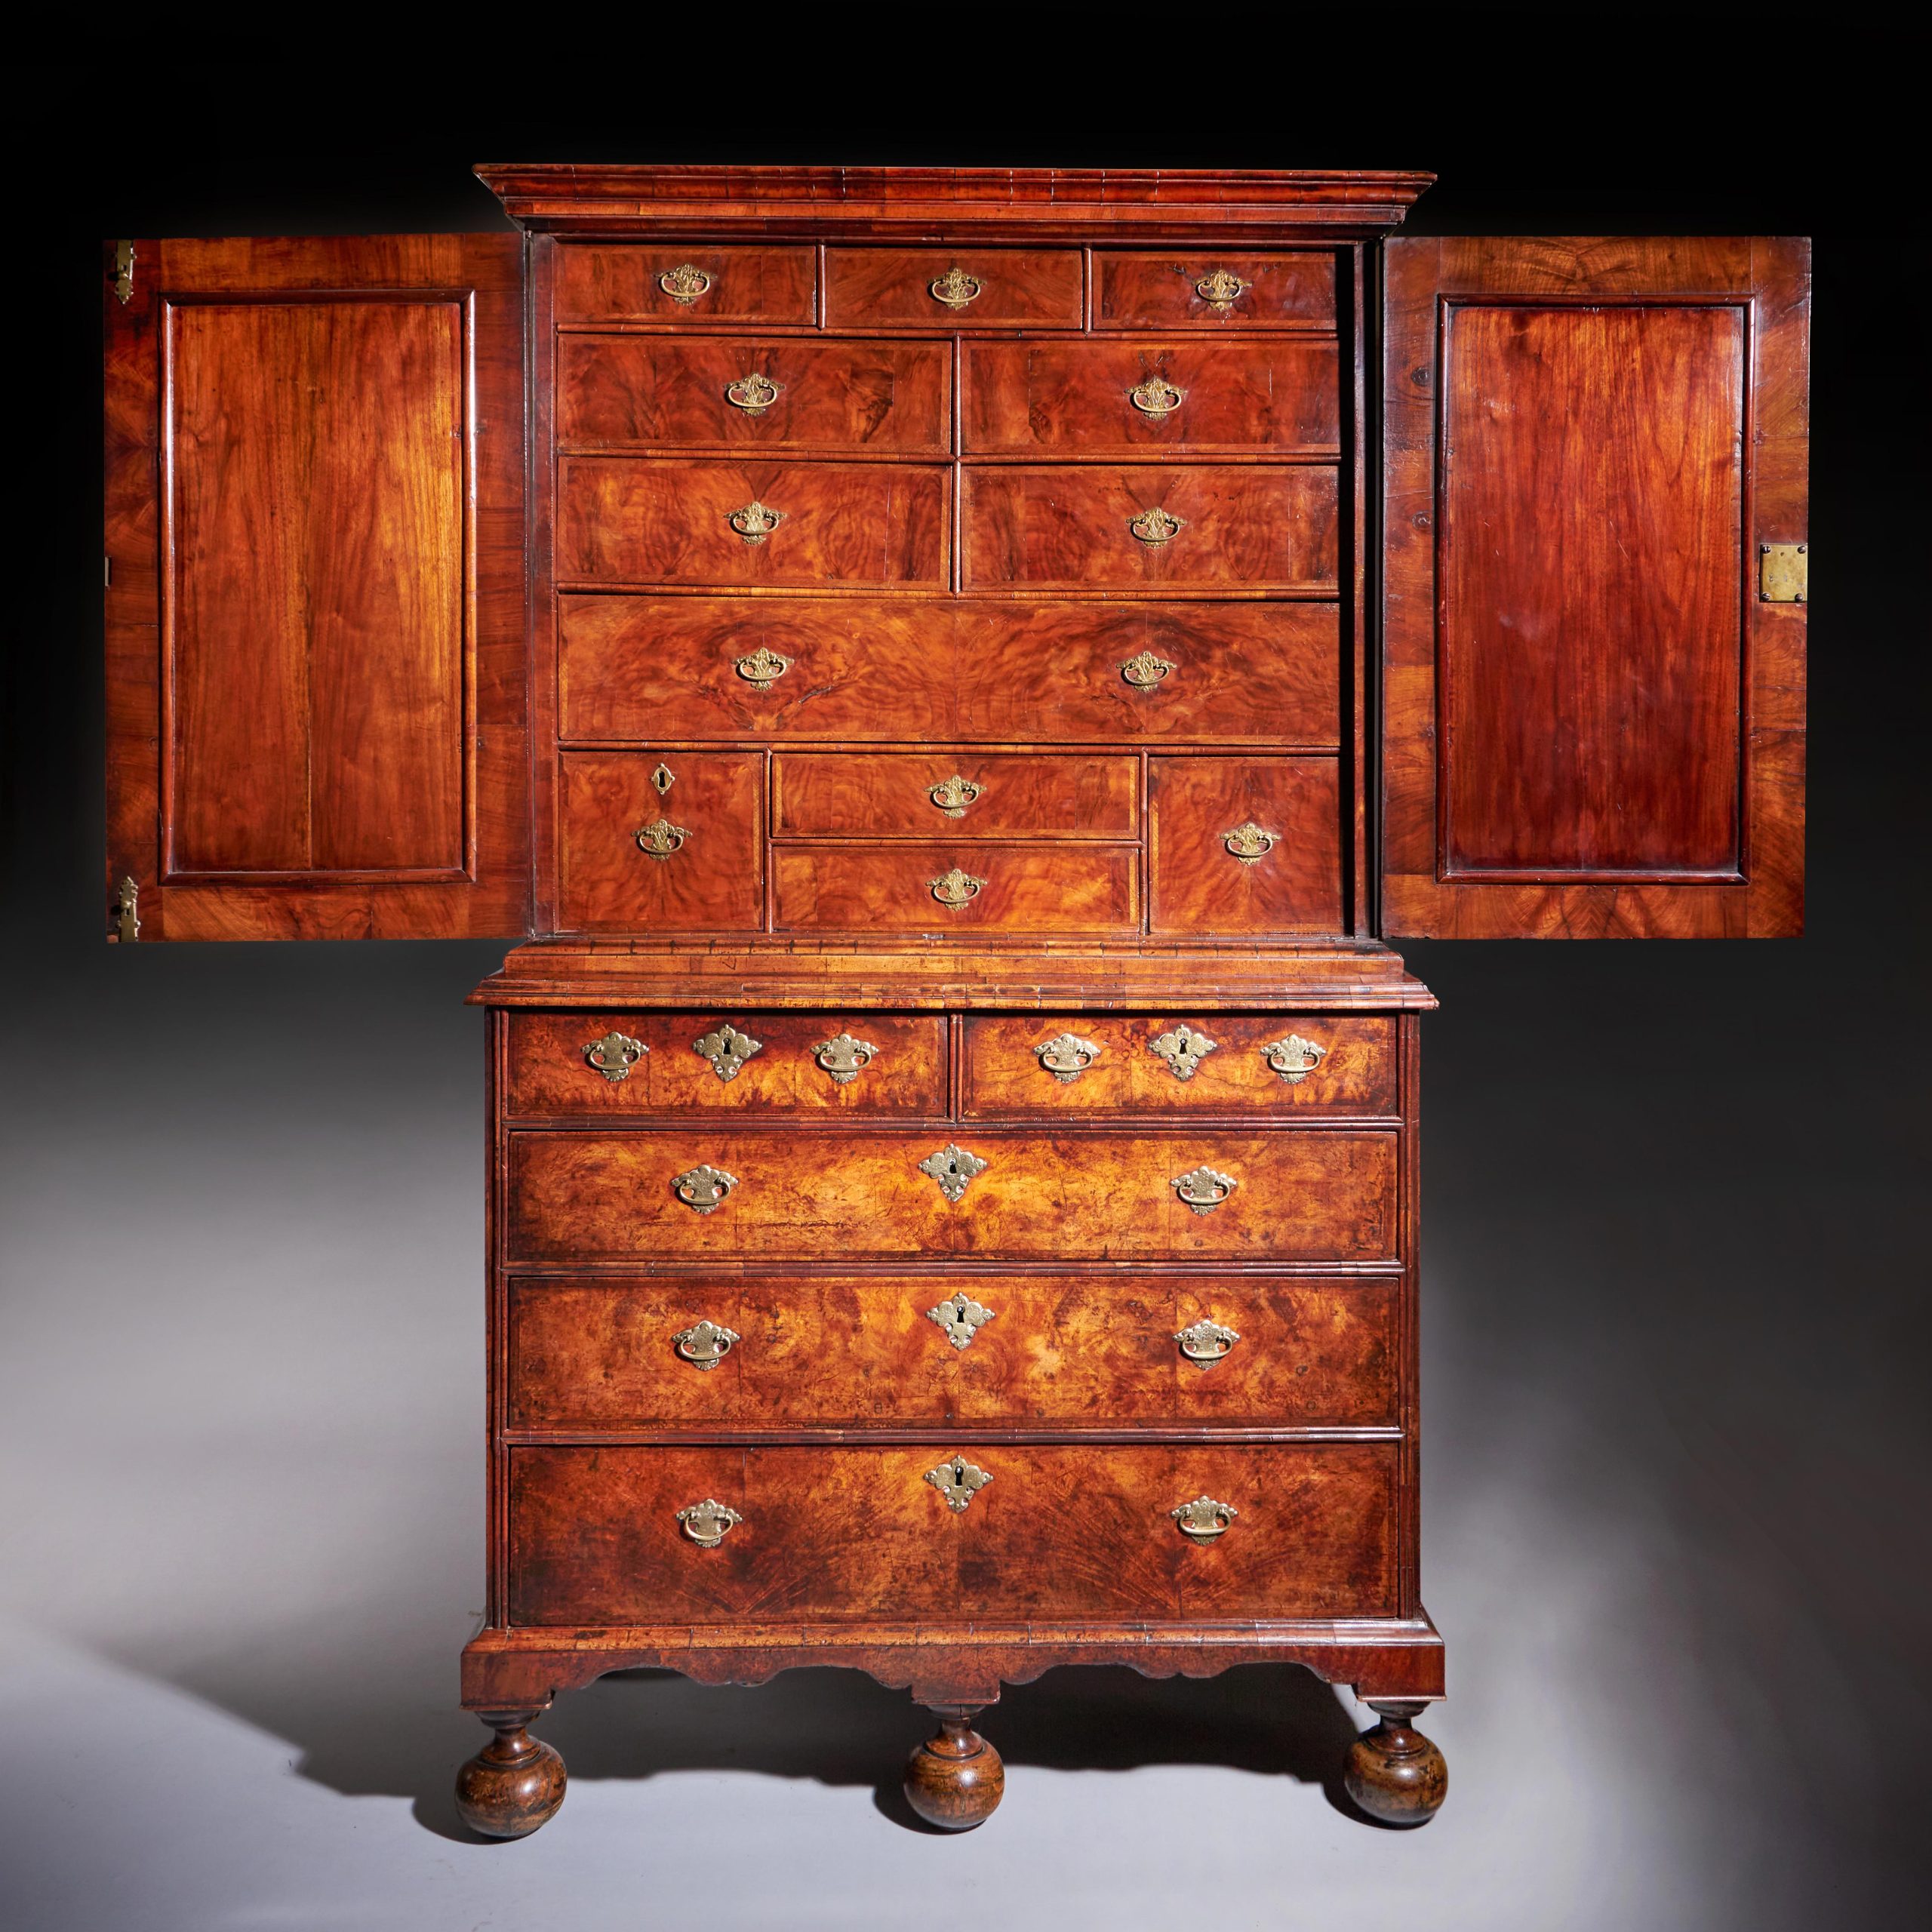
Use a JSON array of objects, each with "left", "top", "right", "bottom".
[
  {"left": 1149, "top": 1024, "right": 1217, "bottom": 1081},
  {"left": 1171, "top": 1165, "right": 1238, "bottom": 1215},
  {"left": 924, "top": 1454, "right": 993, "bottom": 1512},
  {"left": 734, "top": 645, "right": 792, "bottom": 688},
  {"left": 112, "top": 875, "right": 140, "bottom": 942},
  {"left": 928, "top": 774, "right": 983, "bottom": 818},
  {"left": 918, "top": 1143, "right": 988, "bottom": 1204},
  {"left": 1223, "top": 821, "right": 1278, "bottom": 864},
  {"left": 812, "top": 1032, "right": 879, "bottom": 1084},
  {"left": 651, "top": 761, "right": 675, "bottom": 795},
  {"left": 1170, "top": 1495, "right": 1238, "bottom": 1543},
  {"left": 672, "top": 1164, "right": 739, "bottom": 1213},
  {"left": 676, "top": 1497, "right": 743, "bottom": 1546},
  {"left": 930, "top": 266, "right": 983, "bottom": 309},
  {"left": 1262, "top": 1034, "right": 1327, "bottom": 1083},
  {"left": 1034, "top": 1032, "right": 1102, "bottom": 1083},
  {"left": 929, "top": 867, "right": 986, "bottom": 910},
  {"left": 693, "top": 1023, "right": 763, "bottom": 1082},
  {"left": 1194, "top": 269, "right": 1250, "bottom": 308},
  {"left": 1129, "top": 506, "right": 1186, "bottom": 546},
  {"left": 635, "top": 818, "right": 690, "bottom": 860},
  {"left": 925, "top": 1290, "right": 997, "bottom": 1350},
  {"left": 729, "top": 500, "right": 785, "bottom": 543},
  {"left": 673, "top": 1319, "right": 740, "bottom": 1371},
  {"left": 1120, "top": 651, "right": 1177, "bottom": 689},
  {"left": 583, "top": 1030, "right": 648, "bottom": 1083},
  {"left": 1175, "top": 1318, "right": 1241, "bottom": 1367},
  {"left": 1129, "top": 375, "right": 1186, "bottom": 418},
  {"left": 725, "top": 372, "right": 781, "bottom": 414},
  {"left": 659, "top": 263, "right": 712, "bottom": 304}
]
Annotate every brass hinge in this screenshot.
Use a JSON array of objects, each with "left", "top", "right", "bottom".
[
  {"left": 110, "top": 240, "right": 135, "bottom": 306},
  {"left": 112, "top": 877, "right": 140, "bottom": 942},
  {"left": 1759, "top": 542, "right": 1807, "bottom": 604}
]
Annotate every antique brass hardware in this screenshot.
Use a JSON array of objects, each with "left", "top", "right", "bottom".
[
  {"left": 930, "top": 266, "right": 983, "bottom": 309},
  {"left": 111, "top": 876, "right": 140, "bottom": 943},
  {"left": 676, "top": 1497, "right": 743, "bottom": 1546},
  {"left": 925, "top": 1454, "right": 992, "bottom": 1512},
  {"left": 1128, "top": 375, "right": 1186, "bottom": 418},
  {"left": 1129, "top": 507, "right": 1186, "bottom": 546},
  {"left": 929, "top": 867, "right": 986, "bottom": 910},
  {"left": 110, "top": 240, "right": 136, "bottom": 306},
  {"left": 1171, "top": 1165, "right": 1238, "bottom": 1214},
  {"left": 1170, "top": 1495, "right": 1238, "bottom": 1543},
  {"left": 1149, "top": 1024, "right": 1217, "bottom": 1081},
  {"left": 1194, "top": 269, "right": 1249, "bottom": 308},
  {"left": 928, "top": 775, "right": 983, "bottom": 818},
  {"left": 673, "top": 1319, "right": 740, "bottom": 1371},
  {"left": 1175, "top": 1318, "right": 1241, "bottom": 1367},
  {"left": 1223, "top": 821, "right": 1278, "bottom": 864},
  {"left": 651, "top": 761, "right": 675, "bottom": 795},
  {"left": 812, "top": 1032, "right": 879, "bottom": 1084},
  {"left": 728, "top": 500, "right": 785, "bottom": 543},
  {"left": 1034, "top": 1032, "right": 1102, "bottom": 1083},
  {"left": 734, "top": 646, "right": 792, "bottom": 688},
  {"left": 919, "top": 1143, "right": 988, "bottom": 1203},
  {"left": 659, "top": 263, "right": 712, "bottom": 304},
  {"left": 635, "top": 818, "right": 690, "bottom": 860},
  {"left": 583, "top": 1031, "right": 648, "bottom": 1082},
  {"left": 1261, "top": 1034, "right": 1326, "bottom": 1083},
  {"left": 672, "top": 1164, "right": 739, "bottom": 1213},
  {"left": 693, "top": 1023, "right": 764, "bottom": 1082},
  {"left": 725, "top": 372, "right": 781, "bottom": 415},
  {"left": 926, "top": 1290, "right": 997, "bottom": 1350},
  {"left": 1759, "top": 541, "right": 1808, "bottom": 603},
  {"left": 1120, "top": 651, "right": 1177, "bottom": 689}
]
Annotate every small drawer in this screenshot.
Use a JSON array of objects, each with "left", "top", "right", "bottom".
[
  {"left": 1094, "top": 251, "right": 1338, "bottom": 329},
  {"left": 506, "top": 1272, "right": 1399, "bottom": 1430},
  {"left": 558, "top": 336, "right": 950, "bottom": 454},
  {"left": 961, "top": 1014, "right": 1396, "bottom": 1116},
  {"left": 1149, "top": 755, "right": 1344, "bottom": 936},
  {"left": 558, "top": 458, "right": 949, "bottom": 589},
  {"left": 823, "top": 248, "right": 1082, "bottom": 329},
  {"left": 503, "top": 1012, "right": 946, "bottom": 1116},
  {"left": 771, "top": 843, "right": 1140, "bottom": 935},
  {"left": 963, "top": 340, "right": 1340, "bottom": 455},
  {"left": 961, "top": 465, "right": 1338, "bottom": 592},
  {"left": 772, "top": 752, "right": 1139, "bottom": 838},
  {"left": 558, "top": 750, "right": 761, "bottom": 932},
  {"left": 506, "top": 1128, "right": 1398, "bottom": 1264},
  {"left": 508, "top": 1441, "right": 1399, "bottom": 1625},
  {"left": 554, "top": 245, "right": 817, "bottom": 325}
]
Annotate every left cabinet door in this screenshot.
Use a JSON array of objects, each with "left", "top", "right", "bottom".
[{"left": 103, "top": 235, "right": 532, "bottom": 940}]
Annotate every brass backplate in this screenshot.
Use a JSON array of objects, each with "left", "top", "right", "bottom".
[{"left": 1759, "top": 542, "right": 1807, "bottom": 603}]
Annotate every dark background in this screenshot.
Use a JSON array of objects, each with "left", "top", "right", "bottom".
[{"left": 3, "top": 22, "right": 1926, "bottom": 1930}]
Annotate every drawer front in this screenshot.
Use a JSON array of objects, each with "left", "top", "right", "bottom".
[
  {"left": 771, "top": 843, "right": 1140, "bottom": 936},
  {"left": 557, "top": 458, "right": 949, "bottom": 588},
  {"left": 558, "top": 595, "right": 1341, "bottom": 749},
  {"left": 504, "top": 1013, "right": 946, "bottom": 1117},
  {"left": 823, "top": 248, "right": 1083, "bottom": 329},
  {"left": 961, "top": 1014, "right": 1396, "bottom": 1117},
  {"left": 506, "top": 1128, "right": 1398, "bottom": 1263},
  {"left": 962, "top": 466, "right": 1338, "bottom": 592},
  {"left": 507, "top": 1273, "right": 1399, "bottom": 1429},
  {"left": 1149, "top": 756, "right": 1344, "bottom": 936},
  {"left": 1094, "top": 252, "right": 1338, "bottom": 330},
  {"left": 555, "top": 245, "right": 817, "bottom": 325},
  {"left": 558, "top": 751, "right": 762, "bottom": 932},
  {"left": 509, "top": 1441, "right": 1399, "bottom": 1624},
  {"left": 773, "top": 753, "right": 1139, "bottom": 839},
  {"left": 963, "top": 340, "right": 1340, "bottom": 455},
  {"left": 558, "top": 336, "right": 950, "bottom": 454}
]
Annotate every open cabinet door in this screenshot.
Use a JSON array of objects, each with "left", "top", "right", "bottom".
[
  {"left": 103, "top": 235, "right": 531, "bottom": 940},
  {"left": 1380, "top": 238, "right": 1807, "bottom": 937}
]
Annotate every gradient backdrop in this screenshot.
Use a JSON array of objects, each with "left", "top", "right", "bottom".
[{"left": 3, "top": 32, "right": 1925, "bottom": 1931}]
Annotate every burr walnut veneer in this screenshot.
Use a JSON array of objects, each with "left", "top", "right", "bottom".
[{"left": 100, "top": 167, "right": 1809, "bottom": 1838}]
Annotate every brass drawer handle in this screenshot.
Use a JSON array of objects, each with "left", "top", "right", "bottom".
[
  {"left": 672, "top": 1163, "right": 739, "bottom": 1213},
  {"left": 928, "top": 774, "right": 983, "bottom": 818},
  {"left": 583, "top": 1030, "right": 648, "bottom": 1082},
  {"left": 1223, "top": 821, "right": 1278, "bottom": 865},
  {"left": 659, "top": 263, "right": 713, "bottom": 305},
  {"left": 926, "top": 1289, "right": 996, "bottom": 1350},
  {"left": 1171, "top": 1164, "right": 1238, "bottom": 1214},
  {"left": 734, "top": 646, "right": 792, "bottom": 688},
  {"left": 725, "top": 372, "right": 781, "bottom": 415},
  {"left": 919, "top": 1143, "right": 988, "bottom": 1203},
  {"left": 813, "top": 1032, "right": 878, "bottom": 1084},
  {"left": 676, "top": 1497, "right": 743, "bottom": 1546},
  {"left": 729, "top": 500, "right": 785, "bottom": 543},
  {"left": 1194, "top": 269, "right": 1249, "bottom": 309},
  {"left": 1149, "top": 1024, "right": 1217, "bottom": 1081},
  {"left": 1170, "top": 1494, "right": 1238, "bottom": 1543},
  {"left": 1128, "top": 376, "right": 1185, "bottom": 418},
  {"left": 635, "top": 818, "right": 690, "bottom": 860},
  {"left": 1035, "top": 1031, "right": 1101, "bottom": 1083},
  {"left": 925, "top": 1454, "right": 992, "bottom": 1512},
  {"left": 1129, "top": 507, "right": 1186, "bottom": 546},
  {"left": 673, "top": 1319, "right": 740, "bottom": 1370},
  {"left": 693, "top": 1023, "right": 764, "bottom": 1082},
  {"left": 1120, "top": 651, "right": 1176, "bottom": 689},
  {"left": 1175, "top": 1318, "right": 1241, "bottom": 1367},
  {"left": 930, "top": 266, "right": 982, "bottom": 309},
  {"left": 1262, "top": 1033, "right": 1326, "bottom": 1083},
  {"left": 929, "top": 866, "right": 986, "bottom": 909}
]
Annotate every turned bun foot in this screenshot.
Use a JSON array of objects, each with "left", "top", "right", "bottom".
[
  {"left": 1343, "top": 1700, "right": 1447, "bottom": 1826},
  {"left": 903, "top": 1711, "right": 1004, "bottom": 1831},
  {"left": 455, "top": 1712, "right": 567, "bottom": 1839}
]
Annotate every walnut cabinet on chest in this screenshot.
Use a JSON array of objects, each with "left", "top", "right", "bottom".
[{"left": 100, "top": 169, "right": 1809, "bottom": 1835}]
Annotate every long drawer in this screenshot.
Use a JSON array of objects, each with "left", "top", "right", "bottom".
[
  {"left": 506, "top": 1128, "right": 1399, "bottom": 1263},
  {"left": 507, "top": 1441, "right": 1399, "bottom": 1625},
  {"left": 506, "top": 1273, "right": 1399, "bottom": 1430}
]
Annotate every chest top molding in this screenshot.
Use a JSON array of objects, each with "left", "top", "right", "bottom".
[{"left": 474, "top": 164, "right": 1436, "bottom": 238}]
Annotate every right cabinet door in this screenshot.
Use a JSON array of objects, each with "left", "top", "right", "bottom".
[{"left": 1380, "top": 237, "right": 1808, "bottom": 937}]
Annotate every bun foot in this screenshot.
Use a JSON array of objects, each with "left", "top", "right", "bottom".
[
  {"left": 455, "top": 1711, "right": 567, "bottom": 1839},
  {"left": 903, "top": 1709, "right": 1004, "bottom": 1831},
  {"left": 1343, "top": 1700, "right": 1447, "bottom": 1826}
]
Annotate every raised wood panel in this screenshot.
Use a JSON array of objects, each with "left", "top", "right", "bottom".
[
  {"left": 554, "top": 245, "right": 816, "bottom": 324},
  {"left": 772, "top": 753, "right": 1139, "bottom": 838},
  {"left": 1094, "top": 252, "right": 1340, "bottom": 329},
  {"left": 771, "top": 844, "right": 1140, "bottom": 936},
  {"left": 823, "top": 248, "right": 1082, "bottom": 328}
]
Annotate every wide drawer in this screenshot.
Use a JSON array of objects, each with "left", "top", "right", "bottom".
[
  {"left": 772, "top": 752, "right": 1139, "bottom": 838},
  {"left": 961, "top": 1014, "right": 1397, "bottom": 1116},
  {"left": 557, "top": 336, "right": 950, "bottom": 454},
  {"left": 506, "top": 1273, "right": 1399, "bottom": 1429},
  {"left": 555, "top": 245, "right": 817, "bottom": 325},
  {"left": 557, "top": 458, "right": 949, "bottom": 588},
  {"left": 771, "top": 843, "right": 1140, "bottom": 935},
  {"left": 504, "top": 1013, "right": 947, "bottom": 1116},
  {"left": 1093, "top": 252, "right": 1338, "bottom": 330},
  {"left": 506, "top": 1128, "right": 1398, "bottom": 1263},
  {"left": 823, "top": 248, "right": 1082, "bottom": 329},
  {"left": 961, "top": 466, "right": 1338, "bottom": 592},
  {"left": 557, "top": 595, "right": 1342, "bottom": 747},
  {"left": 508, "top": 1441, "right": 1399, "bottom": 1625},
  {"left": 963, "top": 340, "right": 1340, "bottom": 455}
]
